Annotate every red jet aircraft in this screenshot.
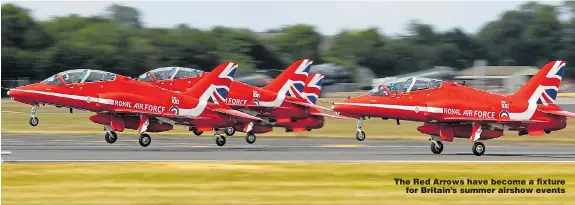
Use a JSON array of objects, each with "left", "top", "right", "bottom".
[
  {"left": 8, "top": 62, "right": 263, "bottom": 147},
  {"left": 137, "top": 59, "right": 343, "bottom": 144},
  {"left": 333, "top": 60, "right": 574, "bottom": 156}
]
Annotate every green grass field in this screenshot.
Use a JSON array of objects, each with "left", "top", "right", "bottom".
[
  {"left": 2, "top": 97, "right": 575, "bottom": 143},
  {"left": 2, "top": 162, "right": 574, "bottom": 205}
]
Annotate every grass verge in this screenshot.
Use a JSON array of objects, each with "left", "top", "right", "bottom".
[{"left": 2, "top": 162, "right": 574, "bottom": 205}]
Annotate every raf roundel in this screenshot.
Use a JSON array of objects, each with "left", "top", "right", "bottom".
[
  {"left": 169, "top": 106, "right": 179, "bottom": 115},
  {"left": 499, "top": 110, "right": 510, "bottom": 119}
]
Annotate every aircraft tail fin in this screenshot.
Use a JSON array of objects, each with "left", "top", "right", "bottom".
[
  {"left": 300, "top": 73, "right": 325, "bottom": 104},
  {"left": 263, "top": 59, "right": 312, "bottom": 97},
  {"left": 183, "top": 62, "right": 238, "bottom": 105},
  {"left": 511, "top": 60, "right": 566, "bottom": 106}
]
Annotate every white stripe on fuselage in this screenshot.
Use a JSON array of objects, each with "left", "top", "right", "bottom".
[
  {"left": 11, "top": 89, "right": 115, "bottom": 105},
  {"left": 11, "top": 88, "right": 206, "bottom": 117},
  {"left": 334, "top": 102, "right": 443, "bottom": 113}
]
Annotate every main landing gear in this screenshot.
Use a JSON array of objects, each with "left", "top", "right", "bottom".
[
  {"left": 102, "top": 124, "right": 151, "bottom": 147},
  {"left": 104, "top": 125, "right": 118, "bottom": 144},
  {"left": 214, "top": 128, "right": 227, "bottom": 146},
  {"left": 212, "top": 128, "right": 257, "bottom": 146},
  {"left": 246, "top": 132, "right": 256, "bottom": 144},
  {"left": 139, "top": 133, "right": 151, "bottom": 147},
  {"left": 224, "top": 127, "right": 235, "bottom": 136},
  {"left": 470, "top": 122, "right": 485, "bottom": 156},
  {"left": 472, "top": 142, "right": 486, "bottom": 156},
  {"left": 105, "top": 131, "right": 118, "bottom": 144},
  {"left": 29, "top": 104, "right": 39, "bottom": 126},
  {"left": 189, "top": 127, "right": 203, "bottom": 136},
  {"left": 428, "top": 122, "right": 487, "bottom": 156},
  {"left": 429, "top": 135, "right": 444, "bottom": 154},
  {"left": 428, "top": 137, "right": 486, "bottom": 156},
  {"left": 356, "top": 117, "right": 366, "bottom": 141}
]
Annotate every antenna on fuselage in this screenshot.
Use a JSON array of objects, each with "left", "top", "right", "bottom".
[{"left": 462, "top": 80, "right": 466, "bottom": 85}]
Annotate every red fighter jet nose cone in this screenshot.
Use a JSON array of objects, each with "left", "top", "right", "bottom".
[{"left": 7, "top": 88, "right": 22, "bottom": 98}]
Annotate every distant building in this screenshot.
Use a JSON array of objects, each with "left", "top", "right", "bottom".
[
  {"left": 235, "top": 74, "right": 273, "bottom": 87},
  {"left": 454, "top": 66, "right": 539, "bottom": 93},
  {"left": 241, "top": 63, "right": 359, "bottom": 95}
]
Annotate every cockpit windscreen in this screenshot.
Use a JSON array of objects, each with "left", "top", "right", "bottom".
[
  {"left": 375, "top": 77, "right": 442, "bottom": 95},
  {"left": 141, "top": 67, "right": 204, "bottom": 81}
]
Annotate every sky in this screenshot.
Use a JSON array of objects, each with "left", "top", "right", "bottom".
[{"left": 3, "top": 0, "right": 566, "bottom": 36}]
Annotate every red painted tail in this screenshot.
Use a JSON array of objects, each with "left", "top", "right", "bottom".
[
  {"left": 511, "top": 60, "right": 566, "bottom": 106},
  {"left": 183, "top": 62, "right": 238, "bottom": 105},
  {"left": 263, "top": 59, "right": 312, "bottom": 97}
]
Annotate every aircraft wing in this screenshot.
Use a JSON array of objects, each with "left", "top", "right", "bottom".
[
  {"left": 311, "top": 112, "right": 353, "bottom": 119},
  {"left": 540, "top": 110, "right": 575, "bottom": 119},
  {"left": 108, "top": 108, "right": 209, "bottom": 120},
  {"left": 108, "top": 108, "right": 164, "bottom": 116},
  {"left": 286, "top": 100, "right": 333, "bottom": 112},
  {"left": 211, "top": 108, "right": 263, "bottom": 121},
  {"left": 442, "top": 116, "right": 548, "bottom": 124},
  {"left": 230, "top": 104, "right": 274, "bottom": 110}
]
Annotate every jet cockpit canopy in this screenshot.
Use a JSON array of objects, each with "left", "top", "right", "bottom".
[
  {"left": 392, "top": 77, "right": 443, "bottom": 94},
  {"left": 370, "top": 77, "right": 443, "bottom": 96},
  {"left": 42, "top": 69, "right": 117, "bottom": 85},
  {"left": 138, "top": 67, "right": 204, "bottom": 82}
]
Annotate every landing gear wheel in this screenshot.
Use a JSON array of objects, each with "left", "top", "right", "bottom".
[
  {"left": 105, "top": 131, "right": 118, "bottom": 144},
  {"left": 192, "top": 130, "right": 203, "bottom": 136},
  {"left": 430, "top": 141, "right": 443, "bottom": 154},
  {"left": 190, "top": 127, "right": 203, "bottom": 136},
  {"left": 29, "top": 117, "right": 39, "bottom": 126},
  {"left": 216, "top": 136, "right": 226, "bottom": 146},
  {"left": 139, "top": 134, "right": 151, "bottom": 147},
  {"left": 246, "top": 133, "right": 256, "bottom": 144},
  {"left": 472, "top": 142, "right": 485, "bottom": 156},
  {"left": 224, "top": 127, "right": 235, "bottom": 136},
  {"left": 356, "top": 131, "right": 366, "bottom": 141}
]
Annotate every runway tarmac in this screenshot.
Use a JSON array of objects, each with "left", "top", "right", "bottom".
[{"left": 2, "top": 134, "right": 575, "bottom": 162}]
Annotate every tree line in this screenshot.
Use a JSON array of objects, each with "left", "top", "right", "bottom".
[{"left": 2, "top": 1, "right": 575, "bottom": 81}]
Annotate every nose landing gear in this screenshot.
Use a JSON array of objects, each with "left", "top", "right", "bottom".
[
  {"left": 356, "top": 117, "right": 366, "bottom": 141},
  {"left": 29, "top": 104, "right": 39, "bottom": 126}
]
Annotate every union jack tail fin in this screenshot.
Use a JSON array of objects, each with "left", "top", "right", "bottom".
[
  {"left": 263, "top": 59, "right": 312, "bottom": 97},
  {"left": 183, "top": 62, "right": 238, "bottom": 104},
  {"left": 511, "top": 60, "right": 566, "bottom": 106},
  {"left": 300, "top": 74, "right": 325, "bottom": 104}
]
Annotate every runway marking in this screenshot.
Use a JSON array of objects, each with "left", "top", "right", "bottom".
[
  {"left": 3, "top": 160, "right": 575, "bottom": 163},
  {"left": 320, "top": 144, "right": 366, "bottom": 147},
  {"left": 1, "top": 111, "right": 24, "bottom": 114}
]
